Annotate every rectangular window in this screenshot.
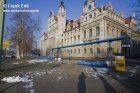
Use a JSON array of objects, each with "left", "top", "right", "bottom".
[
  {"left": 78, "top": 49, "right": 80, "bottom": 54},
  {"left": 78, "top": 35, "right": 80, "bottom": 41},
  {"left": 94, "top": 13, "right": 96, "bottom": 17},
  {"left": 74, "top": 36, "right": 76, "bottom": 43},
  {"left": 107, "top": 27, "right": 109, "bottom": 36},
  {"left": 84, "top": 48, "right": 86, "bottom": 54},
  {"left": 84, "top": 31, "right": 86, "bottom": 38},
  {"left": 74, "top": 49, "right": 76, "bottom": 54},
  {"left": 85, "top": 17, "right": 87, "bottom": 21},
  {"left": 97, "top": 48, "right": 100, "bottom": 54},
  {"left": 89, "top": 14, "right": 92, "bottom": 18},
  {"left": 61, "top": 39, "right": 63, "bottom": 45},
  {"left": 71, "top": 50, "right": 73, "bottom": 54},
  {"left": 67, "top": 38, "right": 69, "bottom": 45},
  {"left": 71, "top": 37, "right": 72, "bottom": 44},
  {"left": 96, "top": 27, "right": 100, "bottom": 36},
  {"left": 89, "top": 29, "right": 92, "bottom": 37},
  {"left": 90, "top": 48, "right": 93, "bottom": 54}
]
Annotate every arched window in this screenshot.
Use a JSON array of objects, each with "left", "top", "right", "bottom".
[{"left": 88, "top": 5, "right": 92, "bottom": 10}]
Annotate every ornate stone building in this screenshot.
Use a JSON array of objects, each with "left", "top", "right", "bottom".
[{"left": 41, "top": 0, "right": 140, "bottom": 59}]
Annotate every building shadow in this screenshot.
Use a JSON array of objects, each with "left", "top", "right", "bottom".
[
  {"left": 108, "top": 72, "right": 140, "bottom": 93},
  {"left": 99, "top": 75, "right": 118, "bottom": 93},
  {"left": 77, "top": 72, "right": 86, "bottom": 93},
  {"left": 91, "top": 67, "right": 117, "bottom": 93}
]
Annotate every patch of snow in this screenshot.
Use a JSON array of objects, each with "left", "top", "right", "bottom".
[
  {"left": 101, "top": 68, "right": 109, "bottom": 73},
  {"left": 1, "top": 75, "right": 32, "bottom": 83},
  {"left": 97, "top": 68, "right": 105, "bottom": 74},
  {"left": 92, "top": 73, "right": 99, "bottom": 79},
  {"left": 23, "top": 81, "right": 35, "bottom": 93},
  {"left": 56, "top": 76, "right": 68, "bottom": 81},
  {"left": 130, "top": 74, "right": 134, "bottom": 77},
  {"left": 135, "top": 65, "right": 140, "bottom": 68},
  {"left": 57, "top": 76, "right": 63, "bottom": 81},
  {"left": 98, "top": 73, "right": 104, "bottom": 77},
  {"left": 84, "top": 67, "right": 109, "bottom": 79},
  {"left": 29, "top": 89, "right": 35, "bottom": 93},
  {"left": 129, "top": 69, "right": 137, "bottom": 73},
  {"left": 23, "top": 82, "right": 34, "bottom": 88},
  {"left": 65, "top": 77, "right": 68, "bottom": 79},
  {"left": 25, "top": 70, "right": 47, "bottom": 77},
  {"left": 115, "top": 75, "right": 126, "bottom": 80},
  {"left": 84, "top": 68, "right": 94, "bottom": 74},
  {"left": 28, "top": 59, "right": 48, "bottom": 64},
  {"left": 47, "top": 68, "right": 64, "bottom": 75},
  {"left": 13, "top": 62, "right": 22, "bottom": 65},
  {"left": 119, "top": 77, "right": 126, "bottom": 80},
  {"left": 111, "top": 80, "right": 115, "bottom": 83},
  {"left": 116, "top": 75, "right": 120, "bottom": 78}
]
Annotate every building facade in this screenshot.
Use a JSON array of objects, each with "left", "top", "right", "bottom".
[{"left": 41, "top": 0, "right": 140, "bottom": 59}]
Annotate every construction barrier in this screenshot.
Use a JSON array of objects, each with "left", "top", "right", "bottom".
[
  {"left": 115, "top": 56, "right": 126, "bottom": 71},
  {"left": 76, "top": 61, "right": 107, "bottom": 68}
]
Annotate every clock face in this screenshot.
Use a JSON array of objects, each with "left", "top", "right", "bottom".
[{"left": 88, "top": 5, "right": 92, "bottom": 10}]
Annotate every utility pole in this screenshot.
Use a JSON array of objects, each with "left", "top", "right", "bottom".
[{"left": 0, "top": 0, "right": 6, "bottom": 71}]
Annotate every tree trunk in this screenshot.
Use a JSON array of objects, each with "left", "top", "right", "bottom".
[
  {"left": 20, "top": 44, "right": 24, "bottom": 58},
  {"left": 16, "top": 44, "right": 21, "bottom": 59},
  {"left": 20, "top": 49, "right": 24, "bottom": 58}
]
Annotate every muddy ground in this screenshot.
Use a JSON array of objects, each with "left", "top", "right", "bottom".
[{"left": 0, "top": 59, "right": 140, "bottom": 93}]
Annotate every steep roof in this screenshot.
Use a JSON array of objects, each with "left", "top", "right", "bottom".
[
  {"left": 66, "top": 19, "right": 80, "bottom": 27},
  {"left": 54, "top": 16, "right": 58, "bottom": 21},
  {"left": 75, "top": 19, "right": 80, "bottom": 24},
  {"left": 125, "top": 16, "right": 132, "bottom": 24},
  {"left": 43, "top": 32, "right": 48, "bottom": 40}
]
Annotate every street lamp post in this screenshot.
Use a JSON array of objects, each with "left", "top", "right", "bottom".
[{"left": 0, "top": 0, "right": 6, "bottom": 71}]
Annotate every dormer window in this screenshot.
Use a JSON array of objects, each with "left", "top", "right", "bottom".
[
  {"left": 89, "top": 14, "right": 92, "bottom": 18},
  {"left": 94, "top": 13, "right": 96, "bottom": 17},
  {"left": 88, "top": 5, "right": 92, "bottom": 10}
]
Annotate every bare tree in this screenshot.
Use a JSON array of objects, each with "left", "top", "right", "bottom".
[
  {"left": 7, "top": 12, "right": 41, "bottom": 59},
  {"left": 133, "top": 0, "right": 140, "bottom": 27}
]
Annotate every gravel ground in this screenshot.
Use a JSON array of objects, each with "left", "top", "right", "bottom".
[{"left": 0, "top": 59, "right": 139, "bottom": 93}]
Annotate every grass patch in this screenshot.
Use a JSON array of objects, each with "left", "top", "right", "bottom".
[{"left": 2, "top": 58, "right": 32, "bottom": 63}]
